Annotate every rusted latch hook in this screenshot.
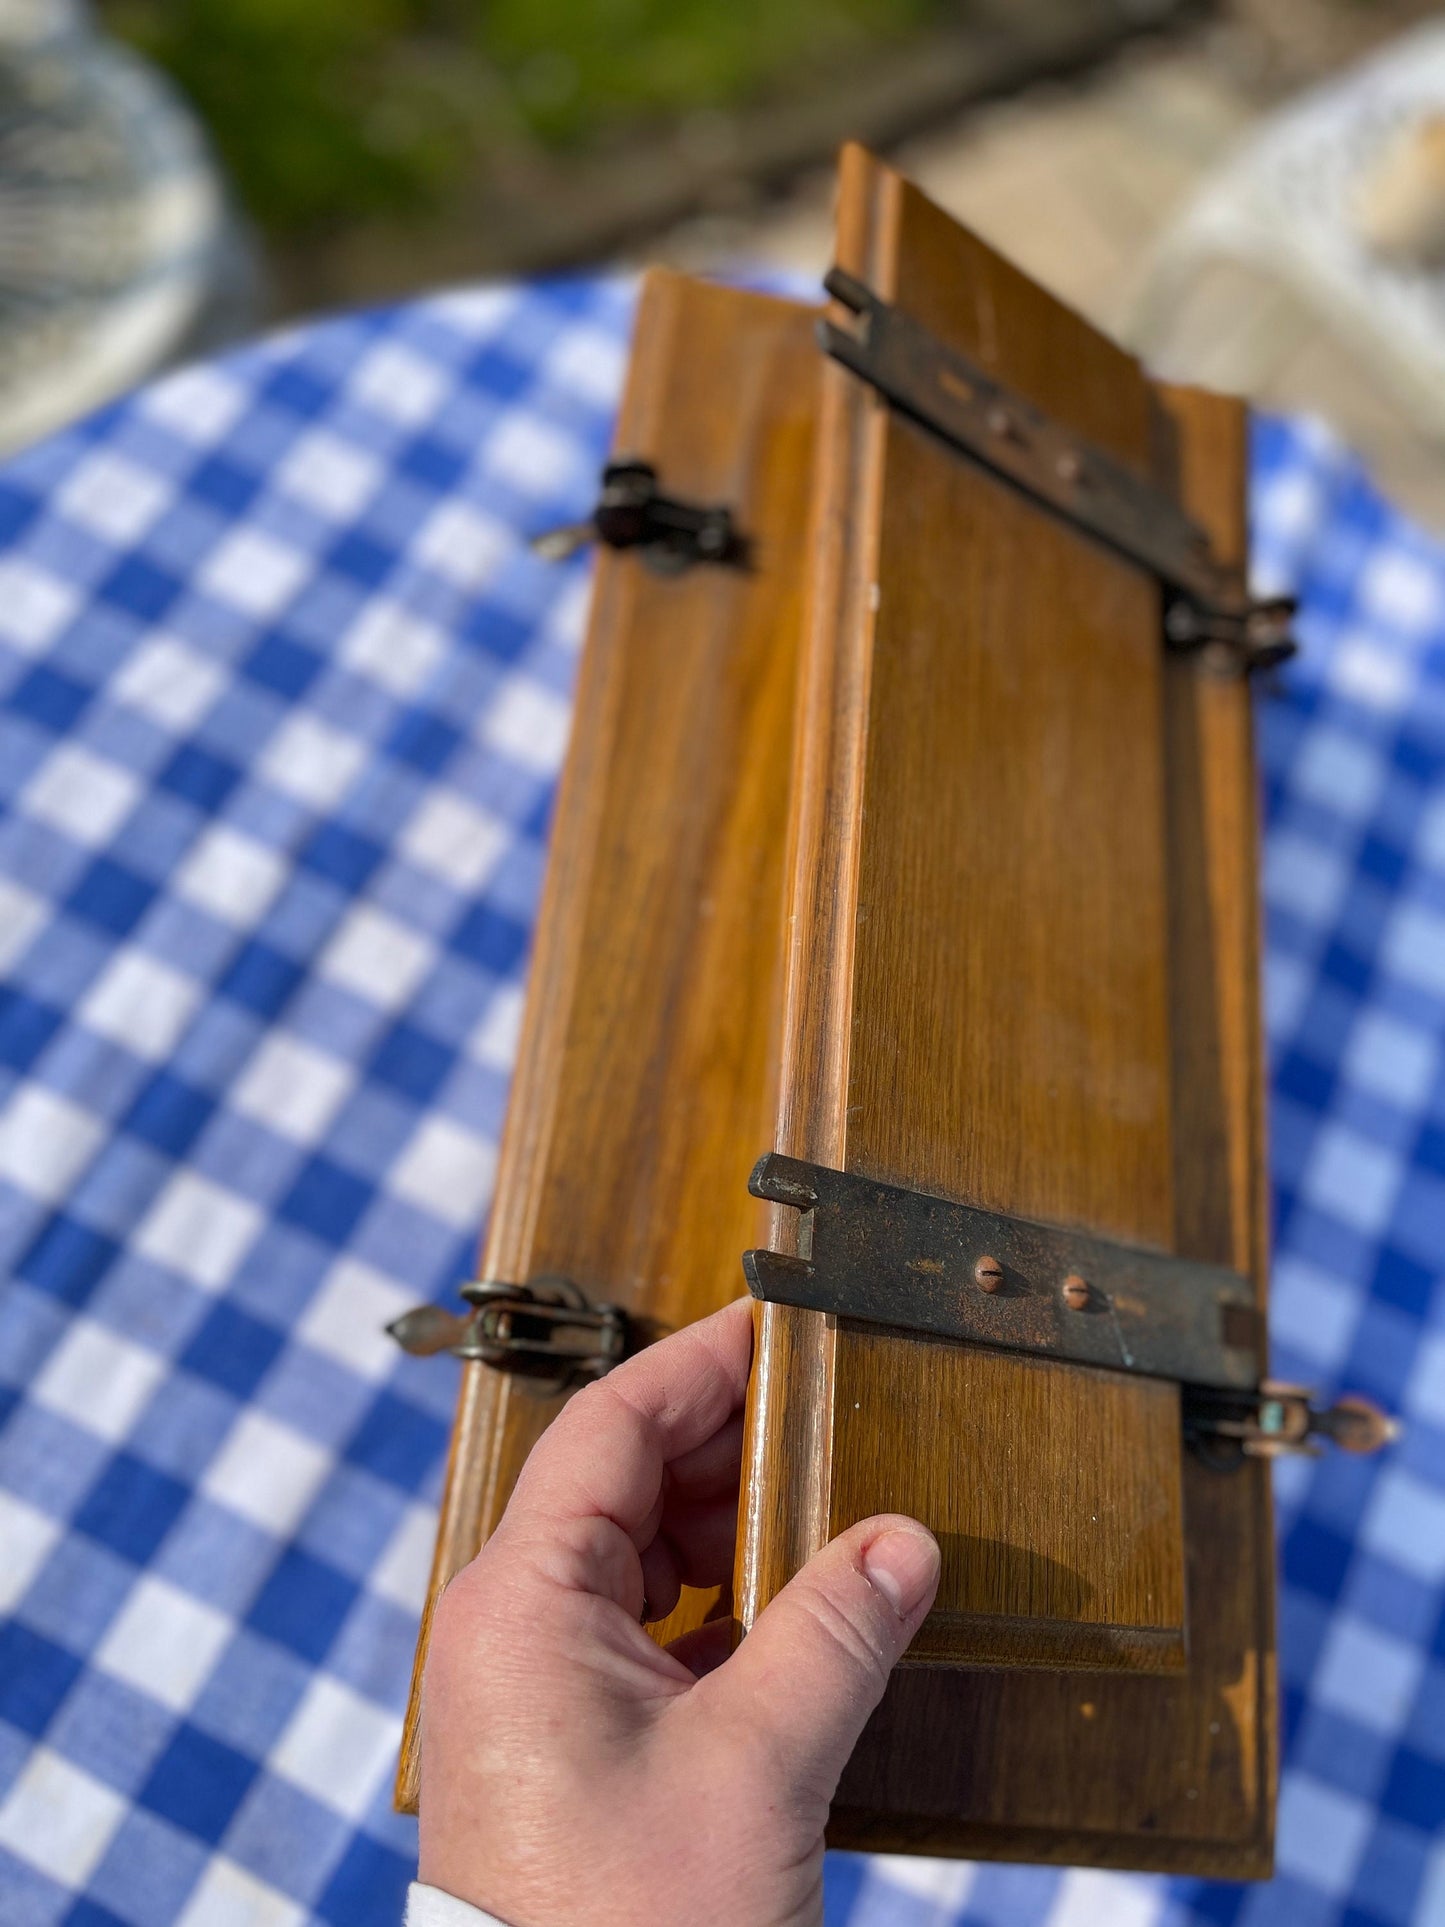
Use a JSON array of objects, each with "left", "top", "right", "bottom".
[
  {"left": 532, "top": 459, "right": 748, "bottom": 574},
  {"left": 387, "top": 1277, "right": 629, "bottom": 1397},
  {"left": 1164, "top": 594, "right": 1299, "bottom": 677}
]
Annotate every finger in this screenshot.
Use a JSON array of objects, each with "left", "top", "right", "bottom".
[
  {"left": 663, "top": 1494, "right": 738, "bottom": 1589},
  {"left": 639, "top": 1535, "right": 681, "bottom": 1622},
  {"left": 638, "top": 1492, "right": 740, "bottom": 1621},
  {"left": 700, "top": 1516, "right": 939, "bottom": 1798},
  {"left": 496, "top": 1299, "right": 752, "bottom": 1594},
  {"left": 629, "top": 1415, "right": 741, "bottom": 1604},
  {"left": 663, "top": 1411, "right": 744, "bottom": 1507},
  {"left": 666, "top": 1618, "right": 734, "bottom": 1678}
]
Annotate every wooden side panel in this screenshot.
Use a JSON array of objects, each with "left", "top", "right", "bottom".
[
  {"left": 738, "top": 146, "right": 1274, "bottom": 1874},
  {"left": 824, "top": 395, "right": 1188, "bottom": 1671},
  {"left": 849, "top": 418, "right": 1173, "bottom": 1241},
  {"left": 397, "top": 273, "right": 819, "bottom": 1809},
  {"left": 832, "top": 1338, "right": 1184, "bottom": 1673},
  {"left": 739, "top": 141, "right": 1186, "bottom": 1673},
  {"left": 829, "top": 385, "right": 1275, "bottom": 1873}
]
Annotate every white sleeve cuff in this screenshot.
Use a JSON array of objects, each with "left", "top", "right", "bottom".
[{"left": 405, "top": 1881, "right": 513, "bottom": 1927}]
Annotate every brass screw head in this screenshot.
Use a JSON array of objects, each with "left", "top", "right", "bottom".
[
  {"left": 974, "top": 1255, "right": 1004, "bottom": 1292},
  {"left": 1062, "top": 1274, "right": 1091, "bottom": 1311}
]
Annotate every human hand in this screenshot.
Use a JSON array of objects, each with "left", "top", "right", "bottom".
[{"left": 418, "top": 1297, "right": 941, "bottom": 1926}]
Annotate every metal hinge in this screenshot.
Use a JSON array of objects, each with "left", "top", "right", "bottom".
[
  {"left": 744, "top": 1153, "right": 1395, "bottom": 1465},
  {"left": 819, "top": 267, "right": 1297, "bottom": 677},
  {"left": 387, "top": 1277, "right": 629, "bottom": 1396},
  {"left": 532, "top": 458, "right": 747, "bottom": 573}
]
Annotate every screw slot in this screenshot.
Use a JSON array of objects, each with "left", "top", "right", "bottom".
[{"left": 974, "top": 1255, "right": 1004, "bottom": 1293}]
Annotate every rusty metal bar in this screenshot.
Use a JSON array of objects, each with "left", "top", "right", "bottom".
[{"left": 743, "top": 1151, "right": 1261, "bottom": 1391}]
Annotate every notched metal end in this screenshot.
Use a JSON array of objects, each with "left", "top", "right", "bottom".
[
  {"left": 816, "top": 315, "right": 853, "bottom": 360},
  {"left": 742, "top": 1247, "right": 817, "bottom": 1302},
  {"left": 822, "top": 264, "right": 872, "bottom": 314},
  {"left": 747, "top": 1151, "right": 820, "bottom": 1210},
  {"left": 818, "top": 267, "right": 878, "bottom": 361}
]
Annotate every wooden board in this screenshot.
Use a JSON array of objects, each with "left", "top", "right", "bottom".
[
  {"left": 735, "top": 146, "right": 1275, "bottom": 1873},
  {"left": 737, "top": 145, "right": 1187, "bottom": 1676},
  {"left": 395, "top": 271, "right": 820, "bottom": 1810}
]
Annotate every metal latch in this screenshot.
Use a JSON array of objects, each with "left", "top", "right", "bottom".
[
  {"left": 1165, "top": 595, "right": 1298, "bottom": 676},
  {"left": 532, "top": 458, "right": 747, "bottom": 573},
  {"left": 1183, "top": 1382, "right": 1399, "bottom": 1469},
  {"left": 744, "top": 1152, "right": 1395, "bottom": 1466},
  {"left": 819, "top": 267, "right": 1298, "bottom": 678},
  {"left": 387, "top": 1277, "right": 629, "bottom": 1396}
]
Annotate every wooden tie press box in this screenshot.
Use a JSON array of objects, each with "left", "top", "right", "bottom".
[{"left": 389, "top": 146, "right": 1392, "bottom": 1875}]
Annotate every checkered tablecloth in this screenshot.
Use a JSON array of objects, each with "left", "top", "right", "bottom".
[{"left": 0, "top": 277, "right": 1440, "bottom": 1927}]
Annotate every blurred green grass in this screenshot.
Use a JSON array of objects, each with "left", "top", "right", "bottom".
[{"left": 103, "top": 0, "right": 942, "bottom": 234}]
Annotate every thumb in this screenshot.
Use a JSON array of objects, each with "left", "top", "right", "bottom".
[{"left": 712, "top": 1515, "right": 940, "bottom": 1796}]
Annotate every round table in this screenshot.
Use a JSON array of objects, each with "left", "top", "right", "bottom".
[{"left": 0, "top": 277, "right": 1441, "bottom": 1927}]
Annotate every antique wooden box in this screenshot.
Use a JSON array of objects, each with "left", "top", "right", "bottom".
[{"left": 391, "top": 146, "right": 1387, "bottom": 1873}]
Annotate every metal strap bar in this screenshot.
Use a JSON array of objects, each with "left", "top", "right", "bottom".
[
  {"left": 743, "top": 1152, "right": 1261, "bottom": 1392},
  {"left": 819, "top": 266, "right": 1245, "bottom": 621}
]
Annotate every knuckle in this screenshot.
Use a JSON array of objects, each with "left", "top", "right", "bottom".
[
  {"left": 431, "top": 1554, "right": 495, "bottom": 1643},
  {"left": 794, "top": 1581, "right": 890, "bottom": 1691}
]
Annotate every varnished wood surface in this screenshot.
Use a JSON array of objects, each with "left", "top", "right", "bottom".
[
  {"left": 396, "top": 273, "right": 819, "bottom": 1808},
  {"left": 848, "top": 408, "right": 1174, "bottom": 1242},
  {"left": 738, "top": 138, "right": 1187, "bottom": 1672},
  {"left": 400, "top": 157, "right": 1274, "bottom": 1872},
  {"left": 833, "top": 1337, "right": 1184, "bottom": 1672},
  {"left": 824, "top": 375, "right": 1190, "bottom": 1672},
  {"left": 738, "top": 146, "right": 1274, "bottom": 1874},
  {"left": 826, "top": 378, "right": 1275, "bottom": 1875}
]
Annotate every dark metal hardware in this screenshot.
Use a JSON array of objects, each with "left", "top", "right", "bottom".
[
  {"left": 1164, "top": 594, "right": 1298, "bottom": 675},
  {"left": 819, "top": 268, "right": 1297, "bottom": 677},
  {"left": 387, "top": 1277, "right": 628, "bottom": 1396},
  {"left": 744, "top": 1152, "right": 1260, "bottom": 1392},
  {"left": 1183, "top": 1382, "right": 1399, "bottom": 1469},
  {"left": 744, "top": 1153, "right": 1397, "bottom": 1464},
  {"left": 532, "top": 459, "right": 746, "bottom": 574}
]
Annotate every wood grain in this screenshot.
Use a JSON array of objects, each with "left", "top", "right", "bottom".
[
  {"left": 735, "top": 156, "right": 896, "bottom": 1626},
  {"left": 737, "top": 146, "right": 1274, "bottom": 1873},
  {"left": 824, "top": 392, "right": 1190, "bottom": 1670},
  {"left": 738, "top": 140, "right": 1187, "bottom": 1673},
  {"left": 396, "top": 272, "right": 819, "bottom": 1808},
  {"left": 400, "top": 155, "right": 1275, "bottom": 1873},
  {"left": 833, "top": 1336, "right": 1184, "bottom": 1672},
  {"left": 826, "top": 374, "right": 1275, "bottom": 1875}
]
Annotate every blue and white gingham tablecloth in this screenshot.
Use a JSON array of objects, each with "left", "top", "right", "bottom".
[{"left": 0, "top": 275, "right": 1441, "bottom": 1927}]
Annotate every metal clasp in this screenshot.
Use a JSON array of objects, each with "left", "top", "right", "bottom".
[
  {"left": 1164, "top": 594, "right": 1299, "bottom": 676},
  {"left": 1183, "top": 1381, "right": 1399, "bottom": 1469},
  {"left": 532, "top": 459, "right": 747, "bottom": 574},
  {"left": 387, "top": 1277, "right": 629, "bottom": 1396}
]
